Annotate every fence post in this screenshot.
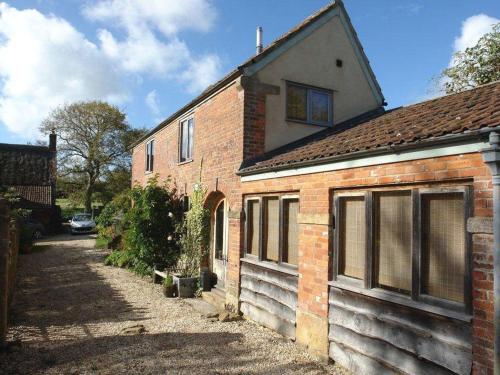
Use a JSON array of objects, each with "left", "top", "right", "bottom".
[{"left": 0, "top": 198, "right": 10, "bottom": 348}]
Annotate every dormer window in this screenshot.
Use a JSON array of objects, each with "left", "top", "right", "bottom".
[
  {"left": 286, "top": 81, "right": 333, "bottom": 127},
  {"left": 145, "top": 139, "right": 154, "bottom": 172}
]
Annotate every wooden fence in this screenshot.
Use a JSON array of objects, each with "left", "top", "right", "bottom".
[{"left": 0, "top": 198, "right": 19, "bottom": 348}]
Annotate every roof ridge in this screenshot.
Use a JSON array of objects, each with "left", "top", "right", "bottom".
[{"left": 397, "top": 80, "right": 500, "bottom": 110}]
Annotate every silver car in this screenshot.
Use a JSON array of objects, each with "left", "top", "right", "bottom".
[{"left": 70, "top": 214, "right": 96, "bottom": 235}]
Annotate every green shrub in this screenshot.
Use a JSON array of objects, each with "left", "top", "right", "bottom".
[
  {"left": 125, "top": 176, "right": 184, "bottom": 271},
  {"left": 104, "top": 250, "right": 133, "bottom": 268},
  {"left": 163, "top": 274, "right": 174, "bottom": 286}
]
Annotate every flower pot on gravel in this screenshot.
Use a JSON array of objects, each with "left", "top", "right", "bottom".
[
  {"left": 172, "top": 275, "right": 198, "bottom": 298},
  {"left": 163, "top": 284, "right": 176, "bottom": 298}
]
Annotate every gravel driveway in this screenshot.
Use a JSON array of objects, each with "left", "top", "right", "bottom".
[{"left": 1, "top": 234, "right": 347, "bottom": 375}]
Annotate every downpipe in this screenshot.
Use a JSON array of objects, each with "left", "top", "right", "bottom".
[{"left": 482, "top": 132, "right": 500, "bottom": 374}]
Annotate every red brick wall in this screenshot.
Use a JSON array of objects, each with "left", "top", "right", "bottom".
[
  {"left": 131, "top": 80, "right": 245, "bottom": 302},
  {"left": 241, "top": 152, "right": 493, "bottom": 369}
]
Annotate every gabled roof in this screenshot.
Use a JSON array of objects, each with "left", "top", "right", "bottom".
[
  {"left": 134, "top": 0, "right": 383, "bottom": 146},
  {"left": 239, "top": 81, "right": 500, "bottom": 175},
  {"left": 6, "top": 185, "right": 53, "bottom": 207}
]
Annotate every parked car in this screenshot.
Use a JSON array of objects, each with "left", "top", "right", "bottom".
[
  {"left": 70, "top": 214, "right": 96, "bottom": 235},
  {"left": 25, "top": 218, "right": 45, "bottom": 240}
]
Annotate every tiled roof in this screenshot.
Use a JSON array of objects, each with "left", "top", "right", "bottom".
[
  {"left": 7, "top": 185, "right": 53, "bottom": 207},
  {"left": 239, "top": 81, "right": 500, "bottom": 174}
]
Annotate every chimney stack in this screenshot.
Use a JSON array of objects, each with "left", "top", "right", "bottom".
[
  {"left": 49, "top": 130, "right": 56, "bottom": 152},
  {"left": 256, "top": 26, "right": 263, "bottom": 54}
]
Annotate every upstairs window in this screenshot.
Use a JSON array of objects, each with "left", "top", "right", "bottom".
[
  {"left": 180, "top": 117, "right": 194, "bottom": 162},
  {"left": 145, "top": 139, "right": 154, "bottom": 172},
  {"left": 286, "top": 82, "right": 333, "bottom": 126}
]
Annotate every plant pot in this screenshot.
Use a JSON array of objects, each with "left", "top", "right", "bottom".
[
  {"left": 163, "top": 284, "right": 176, "bottom": 298},
  {"left": 172, "top": 275, "right": 198, "bottom": 298}
]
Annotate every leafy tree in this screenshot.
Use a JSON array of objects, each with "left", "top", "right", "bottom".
[
  {"left": 40, "top": 101, "right": 145, "bottom": 212},
  {"left": 442, "top": 23, "right": 500, "bottom": 94}
]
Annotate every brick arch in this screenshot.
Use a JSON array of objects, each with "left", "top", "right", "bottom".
[{"left": 204, "top": 190, "right": 225, "bottom": 213}]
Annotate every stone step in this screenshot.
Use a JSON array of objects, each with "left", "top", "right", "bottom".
[{"left": 202, "top": 287, "right": 226, "bottom": 311}]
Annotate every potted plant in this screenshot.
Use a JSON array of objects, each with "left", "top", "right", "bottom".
[
  {"left": 175, "top": 166, "right": 210, "bottom": 298},
  {"left": 163, "top": 274, "right": 176, "bottom": 298}
]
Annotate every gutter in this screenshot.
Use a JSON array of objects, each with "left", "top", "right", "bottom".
[
  {"left": 238, "top": 126, "right": 500, "bottom": 177},
  {"left": 481, "top": 132, "right": 500, "bottom": 375}
]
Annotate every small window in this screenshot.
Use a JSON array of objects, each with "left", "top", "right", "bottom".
[
  {"left": 145, "top": 140, "right": 154, "bottom": 172},
  {"left": 338, "top": 196, "right": 365, "bottom": 280},
  {"left": 245, "top": 194, "right": 299, "bottom": 267},
  {"left": 180, "top": 118, "right": 194, "bottom": 162},
  {"left": 286, "top": 82, "right": 332, "bottom": 126},
  {"left": 263, "top": 197, "right": 280, "bottom": 263},
  {"left": 374, "top": 191, "right": 412, "bottom": 294},
  {"left": 246, "top": 200, "right": 260, "bottom": 257},
  {"left": 282, "top": 198, "right": 299, "bottom": 265},
  {"left": 422, "top": 193, "right": 465, "bottom": 303}
]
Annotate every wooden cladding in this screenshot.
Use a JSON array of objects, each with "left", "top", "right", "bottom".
[
  {"left": 334, "top": 186, "right": 472, "bottom": 314},
  {"left": 244, "top": 195, "right": 299, "bottom": 267}
]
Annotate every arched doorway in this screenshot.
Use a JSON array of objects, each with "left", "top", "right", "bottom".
[{"left": 207, "top": 193, "right": 228, "bottom": 290}]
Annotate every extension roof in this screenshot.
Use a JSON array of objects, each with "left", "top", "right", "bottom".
[{"left": 239, "top": 81, "right": 500, "bottom": 175}]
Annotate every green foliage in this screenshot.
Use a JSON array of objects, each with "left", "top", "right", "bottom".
[
  {"left": 125, "top": 176, "right": 184, "bottom": 271},
  {"left": 442, "top": 23, "right": 500, "bottom": 94},
  {"left": 163, "top": 274, "right": 174, "bottom": 287},
  {"left": 178, "top": 174, "right": 210, "bottom": 278},
  {"left": 96, "top": 190, "right": 131, "bottom": 228},
  {"left": 104, "top": 250, "right": 133, "bottom": 268}
]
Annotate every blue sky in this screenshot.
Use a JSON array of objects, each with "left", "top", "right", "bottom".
[{"left": 0, "top": 0, "right": 499, "bottom": 144}]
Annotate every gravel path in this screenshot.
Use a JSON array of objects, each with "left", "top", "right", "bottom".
[{"left": 1, "top": 234, "right": 347, "bottom": 375}]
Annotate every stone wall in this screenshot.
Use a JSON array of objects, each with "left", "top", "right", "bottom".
[{"left": 0, "top": 199, "right": 20, "bottom": 348}]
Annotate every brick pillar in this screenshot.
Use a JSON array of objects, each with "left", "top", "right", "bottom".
[
  {"left": 468, "top": 217, "right": 494, "bottom": 374},
  {"left": 0, "top": 199, "right": 10, "bottom": 348},
  {"left": 225, "top": 209, "right": 243, "bottom": 312},
  {"left": 296, "top": 212, "right": 331, "bottom": 361}
]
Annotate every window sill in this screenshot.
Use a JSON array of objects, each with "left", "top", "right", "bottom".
[
  {"left": 241, "top": 257, "right": 298, "bottom": 277},
  {"left": 329, "top": 280, "right": 471, "bottom": 322},
  {"left": 286, "top": 118, "right": 333, "bottom": 128},
  {"left": 145, "top": 171, "right": 154, "bottom": 175},
  {"left": 178, "top": 159, "right": 194, "bottom": 166}
]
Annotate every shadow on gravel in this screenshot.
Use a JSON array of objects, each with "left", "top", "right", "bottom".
[
  {"left": 9, "top": 237, "right": 145, "bottom": 332},
  {"left": 1, "top": 331, "right": 325, "bottom": 374}
]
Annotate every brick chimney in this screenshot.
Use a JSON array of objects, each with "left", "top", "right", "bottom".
[
  {"left": 48, "top": 131, "right": 57, "bottom": 207},
  {"left": 49, "top": 131, "right": 57, "bottom": 152}
]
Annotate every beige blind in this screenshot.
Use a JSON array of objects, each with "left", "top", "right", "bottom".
[
  {"left": 422, "top": 193, "right": 465, "bottom": 303},
  {"left": 375, "top": 191, "right": 412, "bottom": 292},
  {"left": 283, "top": 199, "right": 299, "bottom": 266},
  {"left": 263, "top": 197, "right": 280, "bottom": 262},
  {"left": 247, "top": 200, "right": 260, "bottom": 256},
  {"left": 339, "top": 197, "right": 365, "bottom": 280}
]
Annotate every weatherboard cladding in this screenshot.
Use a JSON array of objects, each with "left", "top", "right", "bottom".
[{"left": 239, "top": 81, "right": 500, "bottom": 174}]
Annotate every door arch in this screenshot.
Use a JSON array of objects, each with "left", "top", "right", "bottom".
[{"left": 207, "top": 193, "right": 228, "bottom": 289}]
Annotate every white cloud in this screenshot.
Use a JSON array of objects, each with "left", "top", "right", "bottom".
[
  {"left": 145, "top": 90, "right": 160, "bottom": 116},
  {"left": 453, "top": 14, "right": 499, "bottom": 54},
  {"left": 84, "top": 0, "right": 222, "bottom": 89},
  {"left": 0, "top": 3, "right": 126, "bottom": 137}
]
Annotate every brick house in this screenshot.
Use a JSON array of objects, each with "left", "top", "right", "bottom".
[
  {"left": 0, "top": 133, "right": 58, "bottom": 232},
  {"left": 131, "top": 1, "right": 500, "bottom": 374}
]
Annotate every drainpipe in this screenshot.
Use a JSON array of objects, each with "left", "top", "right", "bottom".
[{"left": 482, "top": 132, "right": 500, "bottom": 374}]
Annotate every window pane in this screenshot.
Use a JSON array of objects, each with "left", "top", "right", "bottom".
[
  {"left": 150, "top": 141, "right": 154, "bottom": 171},
  {"left": 287, "top": 84, "right": 307, "bottom": 121},
  {"left": 374, "top": 191, "right": 412, "bottom": 293},
  {"left": 339, "top": 197, "right": 365, "bottom": 280},
  {"left": 310, "top": 90, "right": 330, "bottom": 124},
  {"left": 422, "top": 193, "right": 465, "bottom": 303},
  {"left": 263, "top": 197, "right": 280, "bottom": 262},
  {"left": 246, "top": 200, "right": 260, "bottom": 256},
  {"left": 181, "top": 121, "right": 188, "bottom": 160},
  {"left": 215, "top": 201, "right": 225, "bottom": 260},
  {"left": 282, "top": 199, "right": 299, "bottom": 266},
  {"left": 188, "top": 118, "right": 194, "bottom": 159}
]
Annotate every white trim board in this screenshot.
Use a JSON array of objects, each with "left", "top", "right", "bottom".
[{"left": 240, "top": 141, "right": 489, "bottom": 182}]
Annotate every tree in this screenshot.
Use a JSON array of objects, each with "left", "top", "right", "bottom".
[
  {"left": 40, "top": 101, "right": 144, "bottom": 212},
  {"left": 442, "top": 23, "right": 500, "bottom": 94}
]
